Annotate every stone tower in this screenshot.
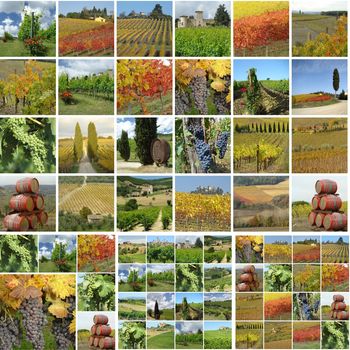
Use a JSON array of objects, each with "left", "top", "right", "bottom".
[
  {"left": 178, "top": 16, "right": 188, "bottom": 28},
  {"left": 195, "top": 11, "right": 204, "bottom": 27}
]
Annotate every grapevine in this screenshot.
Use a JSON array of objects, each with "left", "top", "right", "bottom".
[{"left": 216, "top": 131, "right": 229, "bottom": 159}]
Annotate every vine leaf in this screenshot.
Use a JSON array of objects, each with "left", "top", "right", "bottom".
[{"left": 48, "top": 299, "right": 70, "bottom": 318}]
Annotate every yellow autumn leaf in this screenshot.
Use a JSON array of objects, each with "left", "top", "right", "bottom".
[
  {"left": 211, "top": 60, "right": 231, "bottom": 78},
  {"left": 48, "top": 299, "right": 70, "bottom": 318},
  {"left": 226, "top": 86, "right": 231, "bottom": 104},
  {"left": 47, "top": 275, "right": 75, "bottom": 299},
  {"left": 211, "top": 79, "right": 226, "bottom": 92},
  {"left": 69, "top": 310, "right": 76, "bottom": 334}
]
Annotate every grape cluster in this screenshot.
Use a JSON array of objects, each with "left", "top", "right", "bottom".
[
  {"left": 19, "top": 297, "right": 47, "bottom": 350},
  {"left": 189, "top": 76, "right": 210, "bottom": 115},
  {"left": 188, "top": 123, "right": 212, "bottom": 172},
  {"left": 0, "top": 316, "right": 21, "bottom": 349},
  {"left": 213, "top": 76, "right": 230, "bottom": 114},
  {"left": 216, "top": 132, "right": 229, "bottom": 159},
  {"left": 52, "top": 296, "right": 75, "bottom": 350},
  {"left": 175, "top": 90, "right": 190, "bottom": 115},
  {"left": 6, "top": 118, "right": 47, "bottom": 173}
]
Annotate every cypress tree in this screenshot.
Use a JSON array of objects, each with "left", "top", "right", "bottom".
[
  {"left": 119, "top": 130, "right": 131, "bottom": 161},
  {"left": 282, "top": 123, "right": 285, "bottom": 132},
  {"left": 268, "top": 123, "right": 272, "bottom": 133},
  {"left": 264, "top": 122, "right": 267, "bottom": 133},
  {"left": 273, "top": 122, "right": 276, "bottom": 133},
  {"left": 135, "top": 118, "right": 157, "bottom": 165},
  {"left": 74, "top": 122, "right": 83, "bottom": 161},
  {"left": 87, "top": 122, "right": 98, "bottom": 160},
  {"left": 259, "top": 124, "right": 263, "bottom": 133},
  {"left": 255, "top": 123, "right": 258, "bottom": 133},
  {"left": 278, "top": 122, "right": 281, "bottom": 133}
]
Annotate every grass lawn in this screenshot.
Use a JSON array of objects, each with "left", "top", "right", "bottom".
[
  {"left": 59, "top": 93, "right": 114, "bottom": 115},
  {"left": 118, "top": 283, "right": 146, "bottom": 292},
  {"left": 39, "top": 260, "right": 76, "bottom": 272},
  {"left": 0, "top": 39, "right": 56, "bottom": 56},
  {"left": 147, "top": 331, "right": 174, "bottom": 349},
  {"left": 119, "top": 253, "right": 146, "bottom": 263},
  {"left": 78, "top": 258, "right": 115, "bottom": 272},
  {"left": 147, "top": 280, "right": 174, "bottom": 292}
]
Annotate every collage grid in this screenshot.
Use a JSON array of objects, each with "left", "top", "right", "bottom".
[{"left": 0, "top": 0, "right": 348, "bottom": 350}]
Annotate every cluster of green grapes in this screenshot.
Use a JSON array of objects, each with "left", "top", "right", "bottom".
[{"left": 6, "top": 118, "right": 47, "bottom": 173}]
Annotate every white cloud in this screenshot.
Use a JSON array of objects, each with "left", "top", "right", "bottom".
[
  {"left": 59, "top": 59, "right": 115, "bottom": 78},
  {"left": 117, "top": 120, "right": 135, "bottom": 138},
  {"left": 147, "top": 293, "right": 174, "bottom": 311},
  {"left": 148, "top": 264, "right": 174, "bottom": 274},
  {"left": 0, "top": 17, "right": 19, "bottom": 37},
  {"left": 175, "top": 1, "right": 232, "bottom": 19},
  {"left": 157, "top": 117, "right": 173, "bottom": 134},
  {"left": 204, "top": 293, "right": 231, "bottom": 302},
  {"left": 176, "top": 321, "right": 203, "bottom": 334}
]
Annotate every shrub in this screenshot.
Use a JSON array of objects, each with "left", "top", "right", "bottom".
[{"left": 24, "top": 36, "right": 48, "bottom": 56}]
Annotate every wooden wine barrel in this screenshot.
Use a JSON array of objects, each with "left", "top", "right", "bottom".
[
  {"left": 151, "top": 139, "right": 171, "bottom": 165},
  {"left": 32, "top": 194, "right": 44, "bottom": 210},
  {"left": 94, "top": 336, "right": 103, "bottom": 347},
  {"left": 308, "top": 212, "right": 317, "bottom": 226},
  {"left": 4, "top": 214, "right": 29, "bottom": 231},
  {"left": 334, "top": 302, "right": 347, "bottom": 311},
  {"left": 333, "top": 295, "right": 345, "bottom": 302},
  {"left": 99, "top": 337, "right": 115, "bottom": 349},
  {"left": 324, "top": 213, "right": 347, "bottom": 231},
  {"left": 315, "top": 179, "right": 337, "bottom": 194},
  {"left": 240, "top": 273, "right": 253, "bottom": 283},
  {"left": 336, "top": 311, "right": 349, "bottom": 320},
  {"left": 237, "top": 283, "right": 250, "bottom": 292},
  {"left": 311, "top": 195, "right": 320, "bottom": 210},
  {"left": 315, "top": 213, "right": 326, "bottom": 228},
  {"left": 93, "top": 315, "right": 109, "bottom": 325},
  {"left": 96, "top": 325, "right": 112, "bottom": 336},
  {"left": 9, "top": 194, "right": 34, "bottom": 212},
  {"left": 89, "top": 336, "right": 95, "bottom": 346},
  {"left": 91, "top": 325, "right": 97, "bottom": 335},
  {"left": 320, "top": 195, "right": 342, "bottom": 211},
  {"left": 243, "top": 265, "right": 255, "bottom": 273},
  {"left": 16, "top": 177, "right": 39, "bottom": 194},
  {"left": 26, "top": 213, "right": 38, "bottom": 229},
  {"left": 37, "top": 211, "right": 48, "bottom": 225}
]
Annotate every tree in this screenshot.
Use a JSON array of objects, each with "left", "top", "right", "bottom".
[
  {"left": 119, "top": 130, "right": 131, "bottom": 161},
  {"left": 18, "top": 12, "right": 41, "bottom": 40},
  {"left": 273, "top": 122, "right": 276, "bottom": 133},
  {"left": 214, "top": 4, "right": 231, "bottom": 27},
  {"left": 154, "top": 300, "right": 160, "bottom": 320},
  {"left": 150, "top": 4, "right": 163, "bottom": 19},
  {"left": 125, "top": 199, "right": 138, "bottom": 211},
  {"left": 80, "top": 206, "right": 92, "bottom": 219},
  {"left": 135, "top": 118, "right": 157, "bottom": 165},
  {"left": 74, "top": 122, "right": 83, "bottom": 161},
  {"left": 87, "top": 122, "right": 98, "bottom": 160},
  {"left": 194, "top": 237, "right": 203, "bottom": 248},
  {"left": 333, "top": 68, "right": 340, "bottom": 98}
]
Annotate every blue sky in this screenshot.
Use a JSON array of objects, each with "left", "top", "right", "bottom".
[
  {"left": 322, "top": 235, "right": 348, "bottom": 243},
  {"left": 148, "top": 235, "right": 174, "bottom": 243},
  {"left": 234, "top": 59, "right": 289, "bottom": 81},
  {"left": 118, "top": 264, "right": 146, "bottom": 282},
  {"left": 293, "top": 235, "right": 320, "bottom": 243},
  {"left": 265, "top": 236, "right": 291, "bottom": 244},
  {"left": 0, "top": 1, "right": 55, "bottom": 37},
  {"left": 119, "top": 292, "right": 146, "bottom": 300},
  {"left": 39, "top": 235, "right": 76, "bottom": 259},
  {"left": 117, "top": 1, "right": 172, "bottom": 16},
  {"left": 176, "top": 176, "right": 231, "bottom": 193},
  {"left": 292, "top": 60, "right": 348, "bottom": 95},
  {"left": 59, "top": 59, "right": 114, "bottom": 78},
  {"left": 204, "top": 321, "right": 232, "bottom": 331},
  {"left": 117, "top": 117, "right": 172, "bottom": 138},
  {"left": 176, "top": 293, "right": 203, "bottom": 304},
  {"left": 60, "top": 1, "right": 114, "bottom": 15}
]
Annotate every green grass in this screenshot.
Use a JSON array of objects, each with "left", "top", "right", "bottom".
[
  {"left": 147, "top": 331, "right": 174, "bottom": 349},
  {"left": 59, "top": 93, "right": 114, "bottom": 115},
  {"left": 148, "top": 308, "right": 174, "bottom": 320},
  {"left": 78, "top": 258, "right": 115, "bottom": 272},
  {"left": 119, "top": 253, "right": 146, "bottom": 263},
  {"left": 147, "top": 280, "right": 174, "bottom": 292},
  {"left": 176, "top": 27, "right": 230, "bottom": 57},
  {"left": 39, "top": 260, "right": 76, "bottom": 272},
  {"left": 176, "top": 248, "right": 203, "bottom": 263},
  {"left": 0, "top": 39, "right": 56, "bottom": 57},
  {"left": 118, "top": 282, "right": 146, "bottom": 292},
  {"left": 204, "top": 329, "right": 232, "bottom": 349}
]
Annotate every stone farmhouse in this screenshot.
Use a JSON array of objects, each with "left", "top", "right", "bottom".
[{"left": 178, "top": 11, "right": 215, "bottom": 28}]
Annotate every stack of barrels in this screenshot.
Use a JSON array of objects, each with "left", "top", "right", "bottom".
[
  {"left": 3, "top": 177, "right": 48, "bottom": 231},
  {"left": 89, "top": 315, "right": 115, "bottom": 349},
  {"left": 330, "top": 295, "right": 349, "bottom": 320},
  {"left": 308, "top": 179, "right": 347, "bottom": 231},
  {"left": 237, "top": 265, "right": 260, "bottom": 292}
]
